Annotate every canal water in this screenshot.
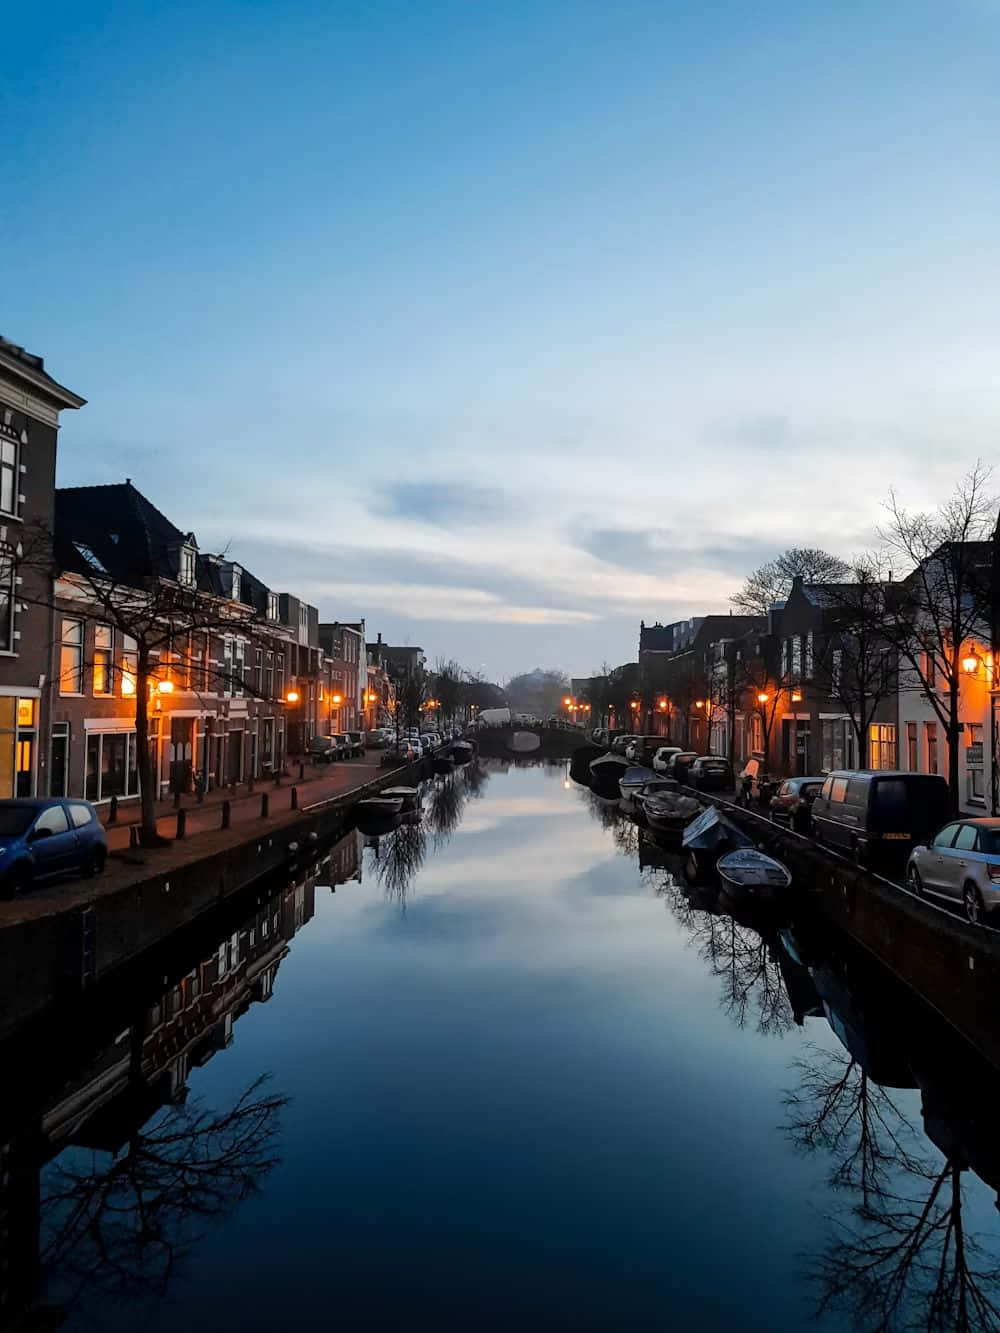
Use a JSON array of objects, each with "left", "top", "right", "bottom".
[{"left": 23, "top": 761, "right": 1000, "bottom": 1331}]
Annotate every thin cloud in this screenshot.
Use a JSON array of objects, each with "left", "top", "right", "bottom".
[{"left": 368, "top": 481, "right": 511, "bottom": 527}]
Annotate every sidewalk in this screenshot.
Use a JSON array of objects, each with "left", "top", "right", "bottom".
[{"left": 103, "top": 756, "right": 387, "bottom": 853}]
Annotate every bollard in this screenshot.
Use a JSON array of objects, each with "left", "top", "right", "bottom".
[
  {"left": 173, "top": 789, "right": 181, "bottom": 810},
  {"left": 274, "top": 772, "right": 281, "bottom": 787},
  {"left": 221, "top": 800, "right": 231, "bottom": 830},
  {"left": 247, "top": 776, "right": 255, "bottom": 794},
  {"left": 129, "top": 825, "right": 140, "bottom": 849},
  {"left": 298, "top": 761, "right": 305, "bottom": 782},
  {"left": 290, "top": 786, "right": 298, "bottom": 810},
  {"left": 176, "top": 809, "right": 186, "bottom": 839},
  {"left": 108, "top": 795, "right": 118, "bottom": 825},
  {"left": 260, "top": 792, "right": 269, "bottom": 819}
]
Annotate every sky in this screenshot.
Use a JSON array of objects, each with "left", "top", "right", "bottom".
[{"left": 4, "top": 0, "right": 1000, "bottom": 681}]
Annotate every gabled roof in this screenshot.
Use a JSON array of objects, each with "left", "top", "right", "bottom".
[
  {"left": 55, "top": 481, "right": 187, "bottom": 583},
  {"left": 0, "top": 336, "right": 86, "bottom": 410}
]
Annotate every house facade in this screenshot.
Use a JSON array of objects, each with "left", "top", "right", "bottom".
[
  {"left": 0, "top": 338, "right": 85, "bottom": 799},
  {"left": 319, "top": 621, "right": 366, "bottom": 732}
]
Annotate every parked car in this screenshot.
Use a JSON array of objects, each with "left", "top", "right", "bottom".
[
  {"left": 907, "top": 818, "right": 1000, "bottom": 923},
  {"left": 769, "top": 776, "right": 826, "bottom": 832},
  {"left": 812, "top": 770, "right": 951, "bottom": 867},
  {"left": 306, "top": 735, "right": 341, "bottom": 763},
  {"left": 652, "top": 746, "right": 683, "bottom": 773},
  {"left": 0, "top": 798, "right": 107, "bottom": 897},
  {"left": 688, "top": 756, "right": 735, "bottom": 791},
  {"left": 626, "top": 736, "right": 670, "bottom": 765},
  {"left": 366, "top": 729, "right": 389, "bottom": 748},
  {"left": 346, "top": 731, "right": 367, "bottom": 756},
  {"left": 384, "top": 740, "right": 418, "bottom": 764},
  {"left": 667, "top": 752, "right": 699, "bottom": 782},
  {"left": 334, "top": 733, "right": 358, "bottom": 758},
  {"left": 420, "top": 733, "right": 441, "bottom": 752}
]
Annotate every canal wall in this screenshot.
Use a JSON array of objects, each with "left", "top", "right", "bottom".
[
  {"left": 0, "top": 758, "right": 426, "bottom": 1039},
  {"left": 710, "top": 796, "right": 1000, "bottom": 1071}
]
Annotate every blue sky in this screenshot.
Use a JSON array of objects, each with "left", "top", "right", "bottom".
[{"left": 5, "top": 0, "right": 1000, "bottom": 679}]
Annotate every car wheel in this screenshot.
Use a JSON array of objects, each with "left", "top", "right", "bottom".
[
  {"left": 0, "top": 864, "right": 32, "bottom": 899},
  {"left": 963, "top": 883, "right": 985, "bottom": 926},
  {"left": 906, "top": 864, "right": 923, "bottom": 897},
  {"left": 83, "top": 847, "right": 106, "bottom": 878},
  {"left": 852, "top": 838, "right": 866, "bottom": 868}
]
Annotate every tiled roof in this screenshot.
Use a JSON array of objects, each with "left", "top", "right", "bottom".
[{"left": 55, "top": 481, "right": 186, "bottom": 583}]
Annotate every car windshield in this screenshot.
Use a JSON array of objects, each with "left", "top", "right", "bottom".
[{"left": 0, "top": 806, "right": 38, "bottom": 837}]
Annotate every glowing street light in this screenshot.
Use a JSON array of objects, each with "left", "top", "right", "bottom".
[
  {"left": 757, "top": 692, "right": 769, "bottom": 705},
  {"left": 962, "top": 653, "right": 980, "bottom": 675},
  {"left": 332, "top": 693, "right": 343, "bottom": 705},
  {"left": 157, "top": 678, "right": 174, "bottom": 695},
  {"left": 286, "top": 689, "right": 299, "bottom": 704}
]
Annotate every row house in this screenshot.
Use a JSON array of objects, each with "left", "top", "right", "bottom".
[
  {"left": 0, "top": 338, "right": 85, "bottom": 799},
  {"left": 365, "top": 647, "right": 395, "bottom": 729},
  {"left": 51, "top": 482, "right": 309, "bottom": 802},
  {"left": 318, "top": 620, "right": 366, "bottom": 732}
]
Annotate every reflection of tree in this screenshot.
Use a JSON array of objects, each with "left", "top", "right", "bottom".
[
  {"left": 784, "top": 1043, "right": 923, "bottom": 1206},
  {"left": 425, "top": 774, "right": 465, "bottom": 847},
  {"left": 662, "top": 893, "right": 794, "bottom": 1036},
  {"left": 460, "top": 761, "right": 490, "bottom": 800},
  {"left": 784, "top": 1044, "right": 1000, "bottom": 1330},
  {"left": 811, "top": 1160, "right": 1000, "bottom": 1332},
  {"left": 375, "top": 817, "right": 427, "bottom": 908},
  {"left": 40, "top": 1076, "right": 287, "bottom": 1317}
]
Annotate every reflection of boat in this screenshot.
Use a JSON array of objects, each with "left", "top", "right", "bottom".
[
  {"left": 640, "top": 791, "right": 701, "bottom": 838},
  {"left": 589, "top": 752, "right": 630, "bottom": 791},
  {"left": 681, "top": 805, "right": 754, "bottom": 882},
  {"left": 717, "top": 849, "right": 792, "bottom": 899},
  {"left": 451, "top": 742, "right": 474, "bottom": 763},
  {"left": 381, "top": 786, "right": 421, "bottom": 810},
  {"left": 433, "top": 755, "right": 455, "bottom": 775}
]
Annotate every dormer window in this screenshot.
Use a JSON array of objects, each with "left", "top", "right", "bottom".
[
  {"left": 231, "top": 567, "right": 241, "bottom": 601},
  {"left": 267, "top": 591, "right": 279, "bottom": 622},
  {"left": 179, "top": 544, "right": 196, "bottom": 587}
]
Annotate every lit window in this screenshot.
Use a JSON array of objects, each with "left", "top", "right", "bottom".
[
  {"left": 121, "top": 634, "right": 138, "bottom": 697},
  {"left": 267, "top": 592, "right": 279, "bottom": 621},
  {"left": 0, "top": 438, "right": 18, "bottom": 517},
  {"left": 94, "top": 624, "right": 114, "bottom": 695},
  {"left": 868, "top": 723, "right": 897, "bottom": 770},
  {"left": 60, "top": 617, "right": 84, "bottom": 694}
]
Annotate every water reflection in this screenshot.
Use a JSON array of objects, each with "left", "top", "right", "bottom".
[{"left": 7, "top": 764, "right": 1000, "bottom": 1330}]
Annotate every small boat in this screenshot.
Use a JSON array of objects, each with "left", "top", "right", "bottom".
[
  {"left": 640, "top": 791, "right": 701, "bottom": 838},
  {"left": 433, "top": 754, "right": 455, "bottom": 775},
  {"left": 357, "top": 795, "right": 405, "bottom": 817},
  {"left": 716, "top": 848, "right": 792, "bottom": 899},
  {"left": 380, "top": 786, "right": 421, "bottom": 810},
  {"left": 618, "top": 765, "right": 659, "bottom": 797},
  {"left": 681, "top": 804, "right": 755, "bottom": 883}
]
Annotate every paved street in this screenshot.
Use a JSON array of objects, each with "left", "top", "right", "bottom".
[{"left": 103, "top": 756, "right": 389, "bottom": 853}]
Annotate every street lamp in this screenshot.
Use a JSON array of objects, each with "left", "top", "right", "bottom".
[
  {"left": 286, "top": 689, "right": 299, "bottom": 704},
  {"left": 694, "top": 699, "right": 704, "bottom": 709},
  {"left": 157, "top": 678, "right": 174, "bottom": 695},
  {"left": 962, "top": 653, "right": 980, "bottom": 675},
  {"left": 757, "top": 692, "right": 769, "bottom": 705}
]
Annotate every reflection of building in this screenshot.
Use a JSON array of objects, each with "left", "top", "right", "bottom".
[
  {"left": 0, "top": 337, "right": 85, "bottom": 798},
  {"left": 324, "top": 828, "right": 362, "bottom": 887},
  {"left": 0, "top": 873, "right": 317, "bottom": 1328}
]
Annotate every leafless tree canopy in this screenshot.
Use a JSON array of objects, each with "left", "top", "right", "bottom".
[{"left": 731, "top": 547, "right": 852, "bottom": 616}]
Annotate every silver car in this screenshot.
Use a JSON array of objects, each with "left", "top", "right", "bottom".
[{"left": 906, "top": 818, "right": 1000, "bottom": 924}]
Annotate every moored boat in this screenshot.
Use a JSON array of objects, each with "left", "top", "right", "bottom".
[
  {"left": 589, "top": 752, "right": 630, "bottom": 792},
  {"left": 640, "top": 791, "right": 701, "bottom": 839},
  {"left": 357, "top": 795, "right": 405, "bottom": 817},
  {"left": 381, "top": 786, "right": 421, "bottom": 810},
  {"left": 716, "top": 848, "right": 792, "bottom": 899},
  {"left": 618, "top": 765, "right": 659, "bottom": 797}
]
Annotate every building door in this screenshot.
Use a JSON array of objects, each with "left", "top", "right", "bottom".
[
  {"left": 50, "top": 724, "right": 70, "bottom": 797},
  {"left": 228, "top": 729, "right": 244, "bottom": 785},
  {"left": 169, "top": 717, "right": 195, "bottom": 794}
]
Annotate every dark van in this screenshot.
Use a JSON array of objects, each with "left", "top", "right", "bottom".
[{"left": 811, "top": 770, "right": 951, "bottom": 866}]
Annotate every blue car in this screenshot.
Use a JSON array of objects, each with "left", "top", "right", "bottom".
[{"left": 0, "top": 798, "right": 108, "bottom": 897}]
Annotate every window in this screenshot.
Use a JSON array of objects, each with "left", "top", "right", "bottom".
[
  {"left": 846, "top": 777, "right": 869, "bottom": 804},
  {"left": 830, "top": 649, "right": 842, "bottom": 695},
  {"left": 953, "top": 824, "right": 979, "bottom": 851},
  {"left": 223, "top": 638, "right": 233, "bottom": 697},
  {"left": 231, "top": 567, "right": 241, "bottom": 601},
  {"left": 932, "top": 823, "right": 960, "bottom": 849},
  {"left": 254, "top": 648, "right": 263, "bottom": 695},
  {"left": 868, "top": 723, "right": 897, "bottom": 770},
  {"left": 924, "top": 652, "right": 936, "bottom": 689},
  {"left": 0, "top": 437, "right": 18, "bottom": 516},
  {"left": 906, "top": 721, "right": 918, "bottom": 771},
  {"left": 791, "top": 637, "right": 802, "bottom": 680},
  {"left": 179, "top": 544, "right": 196, "bottom": 586},
  {"left": 68, "top": 802, "right": 94, "bottom": 828},
  {"left": 0, "top": 545, "right": 14, "bottom": 651},
  {"left": 234, "top": 640, "right": 246, "bottom": 697},
  {"left": 276, "top": 653, "right": 285, "bottom": 700},
  {"left": 966, "top": 722, "right": 985, "bottom": 805},
  {"left": 93, "top": 625, "right": 114, "bottom": 694},
  {"left": 267, "top": 592, "right": 279, "bottom": 622},
  {"left": 298, "top": 604, "right": 309, "bottom": 644},
  {"left": 121, "top": 634, "right": 138, "bottom": 697},
  {"left": 830, "top": 777, "right": 848, "bottom": 802},
  {"left": 34, "top": 805, "right": 69, "bottom": 835},
  {"left": 821, "top": 717, "right": 856, "bottom": 771},
  {"left": 263, "top": 651, "right": 274, "bottom": 699},
  {"left": 86, "top": 731, "right": 138, "bottom": 802},
  {"left": 804, "top": 632, "right": 814, "bottom": 678},
  {"left": 60, "top": 617, "right": 84, "bottom": 694},
  {"left": 925, "top": 722, "right": 938, "bottom": 775}
]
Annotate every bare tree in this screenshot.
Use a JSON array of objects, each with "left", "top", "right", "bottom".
[
  {"left": 878, "top": 464, "right": 996, "bottom": 809},
  {"left": 19, "top": 525, "right": 272, "bottom": 844},
  {"left": 732, "top": 547, "right": 852, "bottom": 616}
]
